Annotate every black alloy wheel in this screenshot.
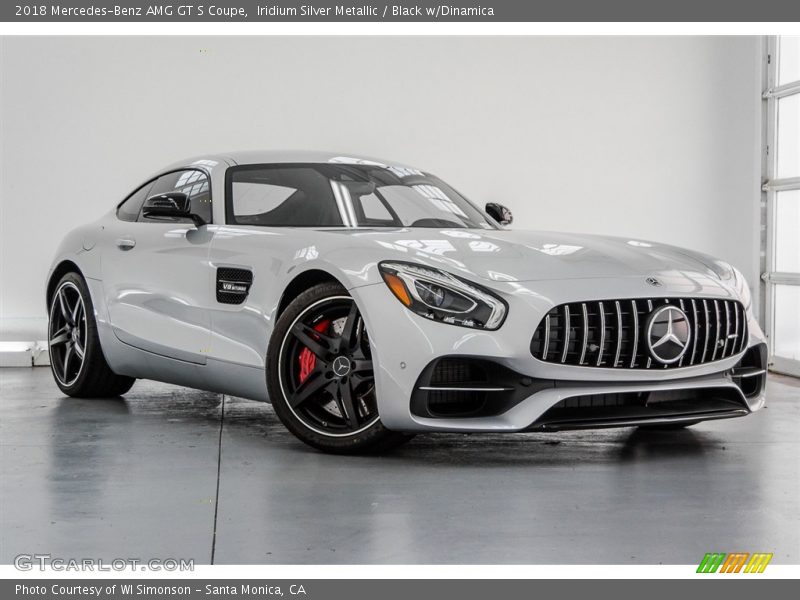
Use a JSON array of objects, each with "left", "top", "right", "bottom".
[
  {"left": 279, "top": 295, "right": 379, "bottom": 435},
  {"left": 267, "top": 282, "right": 412, "bottom": 453},
  {"left": 49, "top": 281, "right": 87, "bottom": 387},
  {"left": 47, "top": 272, "right": 135, "bottom": 397}
]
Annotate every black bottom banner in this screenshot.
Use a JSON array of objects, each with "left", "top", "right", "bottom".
[{"left": 1, "top": 579, "right": 794, "bottom": 600}]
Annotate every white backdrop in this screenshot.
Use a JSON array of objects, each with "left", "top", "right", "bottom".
[{"left": 0, "top": 36, "right": 762, "bottom": 340}]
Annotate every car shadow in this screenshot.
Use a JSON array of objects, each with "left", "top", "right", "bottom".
[
  {"left": 376, "top": 427, "right": 717, "bottom": 467},
  {"left": 243, "top": 406, "right": 722, "bottom": 467},
  {"left": 44, "top": 390, "right": 721, "bottom": 469}
]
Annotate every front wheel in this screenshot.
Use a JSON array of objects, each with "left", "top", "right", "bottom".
[
  {"left": 48, "top": 272, "right": 135, "bottom": 397},
  {"left": 267, "top": 282, "right": 412, "bottom": 454}
]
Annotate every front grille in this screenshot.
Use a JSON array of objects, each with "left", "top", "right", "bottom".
[{"left": 530, "top": 298, "right": 747, "bottom": 369}]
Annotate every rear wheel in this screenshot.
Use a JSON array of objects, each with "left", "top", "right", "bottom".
[
  {"left": 48, "top": 272, "right": 135, "bottom": 397},
  {"left": 267, "top": 282, "right": 412, "bottom": 453}
]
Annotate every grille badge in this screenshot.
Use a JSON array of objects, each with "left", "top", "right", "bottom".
[
  {"left": 646, "top": 306, "right": 691, "bottom": 364},
  {"left": 646, "top": 276, "right": 662, "bottom": 287}
]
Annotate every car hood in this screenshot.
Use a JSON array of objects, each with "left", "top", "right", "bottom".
[{"left": 324, "top": 228, "right": 726, "bottom": 285}]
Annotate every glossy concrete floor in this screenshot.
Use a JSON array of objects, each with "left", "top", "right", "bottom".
[{"left": 1, "top": 367, "right": 798, "bottom": 565}]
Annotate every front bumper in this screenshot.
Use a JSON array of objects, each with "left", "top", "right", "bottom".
[{"left": 351, "top": 277, "right": 767, "bottom": 433}]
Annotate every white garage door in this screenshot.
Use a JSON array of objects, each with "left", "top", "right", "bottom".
[{"left": 765, "top": 36, "right": 800, "bottom": 377}]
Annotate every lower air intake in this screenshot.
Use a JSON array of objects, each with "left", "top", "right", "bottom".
[{"left": 411, "top": 357, "right": 550, "bottom": 418}]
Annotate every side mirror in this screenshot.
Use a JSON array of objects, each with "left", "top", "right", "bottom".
[
  {"left": 142, "top": 192, "right": 205, "bottom": 226},
  {"left": 342, "top": 180, "right": 377, "bottom": 196},
  {"left": 485, "top": 202, "right": 513, "bottom": 226}
]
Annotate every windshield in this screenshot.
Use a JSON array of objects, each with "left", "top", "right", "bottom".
[{"left": 225, "top": 163, "right": 497, "bottom": 229}]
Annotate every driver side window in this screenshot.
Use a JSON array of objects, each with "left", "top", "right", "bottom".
[
  {"left": 138, "top": 169, "right": 212, "bottom": 223},
  {"left": 116, "top": 181, "right": 154, "bottom": 222}
]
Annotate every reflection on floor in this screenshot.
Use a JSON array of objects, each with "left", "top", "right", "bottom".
[{"left": 1, "top": 368, "right": 798, "bottom": 564}]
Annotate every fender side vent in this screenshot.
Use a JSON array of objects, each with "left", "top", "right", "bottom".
[{"left": 216, "top": 267, "right": 253, "bottom": 305}]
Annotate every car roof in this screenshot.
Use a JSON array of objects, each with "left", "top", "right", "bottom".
[{"left": 162, "top": 150, "right": 421, "bottom": 173}]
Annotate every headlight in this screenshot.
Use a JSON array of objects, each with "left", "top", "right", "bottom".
[
  {"left": 379, "top": 261, "right": 507, "bottom": 330},
  {"left": 716, "top": 261, "right": 752, "bottom": 311}
]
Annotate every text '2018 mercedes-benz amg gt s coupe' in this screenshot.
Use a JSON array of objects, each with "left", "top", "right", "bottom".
[{"left": 46, "top": 151, "right": 767, "bottom": 453}]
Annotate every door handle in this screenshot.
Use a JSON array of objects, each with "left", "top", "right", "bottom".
[{"left": 116, "top": 238, "right": 136, "bottom": 251}]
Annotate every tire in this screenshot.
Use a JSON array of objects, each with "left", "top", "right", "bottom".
[
  {"left": 267, "top": 282, "right": 413, "bottom": 454},
  {"left": 48, "top": 272, "right": 135, "bottom": 398}
]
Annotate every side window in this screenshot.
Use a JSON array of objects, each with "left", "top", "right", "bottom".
[
  {"left": 116, "top": 181, "right": 154, "bottom": 222},
  {"left": 139, "top": 169, "right": 212, "bottom": 223}
]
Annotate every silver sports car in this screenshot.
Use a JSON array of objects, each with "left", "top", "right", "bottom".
[{"left": 46, "top": 151, "right": 767, "bottom": 453}]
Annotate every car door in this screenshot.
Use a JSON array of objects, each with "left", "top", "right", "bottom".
[{"left": 100, "top": 169, "right": 215, "bottom": 364}]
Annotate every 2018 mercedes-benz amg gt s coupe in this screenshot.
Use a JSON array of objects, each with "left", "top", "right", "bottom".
[{"left": 46, "top": 151, "right": 768, "bottom": 453}]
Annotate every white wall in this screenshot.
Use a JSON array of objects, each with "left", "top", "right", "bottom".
[{"left": 0, "top": 36, "right": 762, "bottom": 340}]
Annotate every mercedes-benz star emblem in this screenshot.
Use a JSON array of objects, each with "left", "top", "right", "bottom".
[
  {"left": 646, "top": 276, "right": 662, "bottom": 287},
  {"left": 332, "top": 355, "right": 352, "bottom": 377},
  {"left": 646, "top": 305, "right": 691, "bottom": 364}
]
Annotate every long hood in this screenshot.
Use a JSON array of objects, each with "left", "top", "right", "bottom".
[{"left": 325, "top": 228, "right": 726, "bottom": 285}]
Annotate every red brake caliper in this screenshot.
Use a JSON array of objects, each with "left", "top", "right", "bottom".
[{"left": 298, "top": 319, "right": 330, "bottom": 384}]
